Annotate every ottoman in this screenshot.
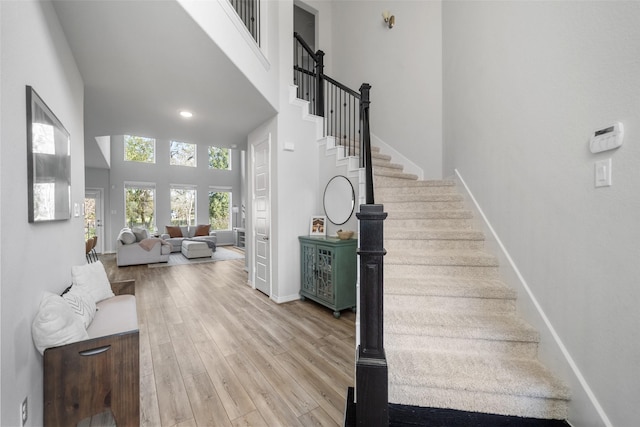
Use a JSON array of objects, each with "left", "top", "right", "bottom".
[{"left": 181, "top": 240, "right": 212, "bottom": 259}]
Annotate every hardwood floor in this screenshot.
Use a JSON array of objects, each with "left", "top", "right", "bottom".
[{"left": 100, "top": 251, "right": 355, "bottom": 427}]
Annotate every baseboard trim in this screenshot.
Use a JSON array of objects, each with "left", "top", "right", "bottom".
[
  {"left": 271, "top": 293, "right": 300, "bottom": 304},
  {"left": 454, "top": 169, "right": 610, "bottom": 427}
]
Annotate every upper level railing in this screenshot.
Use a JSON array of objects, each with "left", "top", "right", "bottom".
[
  {"left": 229, "top": 0, "right": 260, "bottom": 45},
  {"left": 293, "top": 32, "right": 374, "bottom": 204}
]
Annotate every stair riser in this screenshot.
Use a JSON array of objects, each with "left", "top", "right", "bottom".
[
  {"left": 378, "top": 195, "right": 464, "bottom": 204},
  {"left": 373, "top": 165, "right": 404, "bottom": 174},
  {"left": 385, "top": 295, "right": 516, "bottom": 314},
  {"left": 385, "top": 239, "right": 484, "bottom": 251},
  {"left": 385, "top": 334, "right": 539, "bottom": 359},
  {"left": 383, "top": 201, "right": 466, "bottom": 211},
  {"left": 377, "top": 186, "right": 459, "bottom": 196},
  {"left": 385, "top": 219, "right": 474, "bottom": 229},
  {"left": 388, "top": 385, "right": 568, "bottom": 420},
  {"left": 386, "top": 264, "right": 500, "bottom": 279}
]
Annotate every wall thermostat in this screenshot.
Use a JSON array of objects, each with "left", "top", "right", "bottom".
[{"left": 590, "top": 122, "right": 623, "bottom": 153}]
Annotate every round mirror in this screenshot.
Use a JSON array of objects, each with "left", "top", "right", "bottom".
[{"left": 323, "top": 175, "right": 355, "bottom": 225}]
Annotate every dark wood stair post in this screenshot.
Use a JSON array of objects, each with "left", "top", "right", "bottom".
[
  {"left": 350, "top": 204, "right": 388, "bottom": 426},
  {"left": 315, "top": 50, "right": 325, "bottom": 117}
]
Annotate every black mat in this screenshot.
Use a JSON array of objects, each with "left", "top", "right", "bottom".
[{"left": 389, "top": 404, "right": 571, "bottom": 427}]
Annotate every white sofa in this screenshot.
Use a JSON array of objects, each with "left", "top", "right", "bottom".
[
  {"left": 161, "top": 225, "right": 217, "bottom": 253},
  {"left": 116, "top": 228, "right": 171, "bottom": 266}
]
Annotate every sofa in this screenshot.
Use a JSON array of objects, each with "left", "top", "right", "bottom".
[
  {"left": 161, "top": 224, "right": 217, "bottom": 253},
  {"left": 116, "top": 227, "right": 171, "bottom": 266},
  {"left": 32, "top": 261, "right": 139, "bottom": 426}
]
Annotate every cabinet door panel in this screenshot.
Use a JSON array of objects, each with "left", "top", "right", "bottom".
[
  {"left": 301, "top": 243, "right": 316, "bottom": 295},
  {"left": 316, "top": 245, "right": 335, "bottom": 303}
]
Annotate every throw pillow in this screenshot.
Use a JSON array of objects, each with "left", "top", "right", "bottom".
[
  {"left": 32, "top": 292, "right": 89, "bottom": 355},
  {"left": 132, "top": 227, "right": 149, "bottom": 242},
  {"left": 71, "top": 261, "right": 115, "bottom": 303},
  {"left": 166, "top": 225, "right": 182, "bottom": 238},
  {"left": 62, "top": 287, "right": 97, "bottom": 329},
  {"left": 118, "top": 228, "right": 136, "bottom": 245},
  {"left": 194, "top": 224, "right": 210, "bottom": 237}
]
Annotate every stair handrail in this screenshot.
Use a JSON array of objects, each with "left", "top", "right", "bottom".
[
  {"left": 293, "top": 32, "right": 374, "bottom": 201},
  {"left": 292, "top": 33, "right": 386, "bottom": 426}
]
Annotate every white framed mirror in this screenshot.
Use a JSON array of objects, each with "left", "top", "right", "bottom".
[{"left": 323, "top": 175, "right": 355, "bottom": 225}]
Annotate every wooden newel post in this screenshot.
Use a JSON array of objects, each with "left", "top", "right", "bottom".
[
  {"left": 316, "top": 50, "right": 325, "bottom": 117},
  {"left": 355, "top": 204, "right": 388, "bottom": 426}
]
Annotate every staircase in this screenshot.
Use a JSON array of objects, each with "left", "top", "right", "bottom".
[{"left": 372, "top": 147, "right": 571, "bottom": 420}]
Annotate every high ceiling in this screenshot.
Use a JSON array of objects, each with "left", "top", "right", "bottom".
[{"left": 52, "top": 0, "right": 277, "bottom": 169}]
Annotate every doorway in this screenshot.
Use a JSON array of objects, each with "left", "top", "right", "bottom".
[
  {"left": 84, "top": 189, "right": 104, "bottom": 254},
  {"left": 294, "top": 3, "right": 316, "bottom": 50},
  {"left": 252, "top": 136, "right": 271, "bottom": 296}
]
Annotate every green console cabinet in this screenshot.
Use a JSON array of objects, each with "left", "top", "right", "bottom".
[{"left": 299, "top": 236, "right": 357, "bottom": 318}]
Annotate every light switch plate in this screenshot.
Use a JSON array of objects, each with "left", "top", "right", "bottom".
[{"left": 595, "top": 158, "right": 612, "bottom": 187}]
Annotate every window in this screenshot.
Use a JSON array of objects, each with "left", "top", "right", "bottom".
[
  {"left": 124, "top": 183, "right": 155, "bottom": 230},
  {"left": 170, "top": 186, "right": 197, "bottom": 226},
  {"left": 209, "top": 188, "right": 231, "bottom": 230},
  {"left": 124, "top": 135, "right": 155, "bottom": 163},
  {"left": 170, "top": 140, "right": 196, "bottom": 167},
  {"left": 208, "top": 146, "right": 231, "bottom": 170}
]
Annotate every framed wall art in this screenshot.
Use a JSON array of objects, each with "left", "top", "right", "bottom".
[
  {"left": 309, "top": 215, "right": 326, "bottom": 236},
  {"left": 26, "top": 86, "right": 71, "bottom": 222}
]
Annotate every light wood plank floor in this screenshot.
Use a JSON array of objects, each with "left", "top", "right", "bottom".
[{"left": 100, "top": 252, "right": 355, "bottom": 427}]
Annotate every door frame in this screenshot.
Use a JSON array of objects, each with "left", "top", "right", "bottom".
[
  {"left": 85, "top": 188, "right": 105, "bottom": 254},
  {"left": 250, "top": 134, "right": 272, "bottom": 297}
]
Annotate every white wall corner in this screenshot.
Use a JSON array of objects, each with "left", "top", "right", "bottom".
[
  {"left": 271, "top": 293, "right": 301, "bottom": 304},
  {"left": 454, "top": 169, "right": 613, "bottom": 427},
  {"left": 371, "top": 133, "right": 424, "bottom": 180}
]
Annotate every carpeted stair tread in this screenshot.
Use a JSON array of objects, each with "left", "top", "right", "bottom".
[
  {"left": 385, "top": 310, "right": 539, "bottom": 343},
  {"left": 387, "top": 349, "right": 570, "bottom": 401},
  {"left": 386, "top": 210, "right": 474, "bottom": 220},
  {"left": 376, "top": 179, "right": 456, "bottom": 188},
  {"left": 375, "top": 170, "right": 420, "bottom": 180},
  {"left": 386, "top": 249, "right": 499, "bottom": 267},
  {"left": 385, "top": 229, "right": 484, "bottom": 241},
  {"left": 377, "top": 185, "right": 459, "bottom": 196},
  {"left": 385, "top": 276, "right": 516, "bottom": 299},
  {"left": 378, "top": 193, "right": 465, "bottom": 203}
]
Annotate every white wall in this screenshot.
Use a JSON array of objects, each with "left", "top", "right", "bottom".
[
  {"left": 443, "top": 2, "right": 640, "bottom": 426},
  {"left": 330, "top": 0, "right": 443, "bottom": 179},
  {"left": 0, "top": 1, "right": 85, "bottom": 425},
  {"left": 107, "top": 137, "right": 243, "bottom": 252}
]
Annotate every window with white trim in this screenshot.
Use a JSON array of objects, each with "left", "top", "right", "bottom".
[
  {"left": 124, "top": 135, "right": 155, "bottom": 163},
  {"left": 124, "top": 182, "right": 156, "bottom": 230},
  {"left": 170, "top": 185, "right": 197, "bottom": 226},
  {"left": 208, "top": 187, "right": 232, "bottom": 230},
  {"left": 170, "top": 140, "right": 196, "bottom": 167}
]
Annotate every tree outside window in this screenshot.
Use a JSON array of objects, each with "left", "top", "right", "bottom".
[
  {"left": 208, "top": 146, "right": 231, "bottom": 170},
  {"left": 124, "top": 135, "right": 155, "bottom": 163},
  {"left": 170, "top": 187, "right": 196, "bottom": 226},
  {"left": 125, "top": 185, "right": 155, "bottom": 230},
  {"left": 209, "top": 190, "right": 231, "bottom": 230},
  {"left": 170, "top": 141, "right": 196, "bottom": 167}
]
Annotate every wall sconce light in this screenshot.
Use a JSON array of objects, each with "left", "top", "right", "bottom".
[{"left": 382, "top": 10, "right": 395, "bottom": 29}]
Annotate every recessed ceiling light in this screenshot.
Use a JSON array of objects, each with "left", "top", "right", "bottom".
[{"left": 179, "top": 110, "right": 193, "bottom": 118}]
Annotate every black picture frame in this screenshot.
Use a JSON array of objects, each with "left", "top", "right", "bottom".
[{"left": 26, "top": 86, "right": 71, "bottom": 222}]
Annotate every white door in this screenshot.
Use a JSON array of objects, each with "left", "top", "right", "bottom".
[
  {"left": 252, "top": 136, "right": 270, "bottom": 296},
  {"left": 84, "top": 189, "right": 104, "bottom": 254}
]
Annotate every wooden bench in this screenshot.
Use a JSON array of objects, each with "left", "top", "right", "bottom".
[{"left": 43, "top": 279, "right": 139, "bottom": 426}]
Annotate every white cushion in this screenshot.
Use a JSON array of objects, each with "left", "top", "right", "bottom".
[
  {"left": 32, "top": 292, "right": 88, "bottom": 355},
  {"left": 118, "top": 228, "right": 136, "bottom": 244},
  {"left": 71, "top": 261, "right": 115, "bottom": 303},
  {"left": 87, "top": 295, "right": 138, "bottom": 339},
  {"left": 132, "top": 227, "right": 149, "bottom": 242},
  {"left": 62, "top": 287, "right": 96, "bottom": 329}
]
